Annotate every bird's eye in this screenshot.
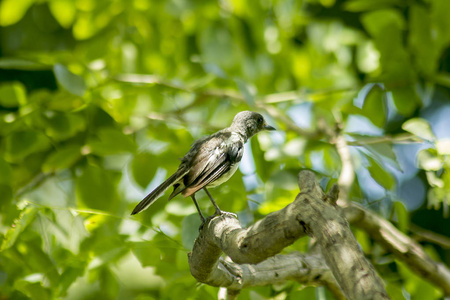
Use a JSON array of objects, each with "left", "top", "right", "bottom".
[{"left": 257, "top": 116, "right": 263, "bottom": 124}]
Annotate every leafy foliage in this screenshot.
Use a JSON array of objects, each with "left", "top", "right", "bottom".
[{"left": 0, "top": 0, "right": 449, "bottom": 299}]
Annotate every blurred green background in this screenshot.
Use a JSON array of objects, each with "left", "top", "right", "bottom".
[{"left": 1, "top": 0, "right": 450, "bottom": 299}]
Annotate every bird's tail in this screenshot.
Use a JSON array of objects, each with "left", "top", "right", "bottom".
[{"left": 131, "top": 171, "right": 184, "bottom": 215}]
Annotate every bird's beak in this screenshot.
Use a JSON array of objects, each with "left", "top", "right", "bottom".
[{"left": 264, "top": 123, "right": 276, "bottom": 131}]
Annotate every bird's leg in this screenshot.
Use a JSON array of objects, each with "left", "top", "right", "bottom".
[
  {"left": 203, "top": 187, "right": 222, "bottom": 215},
  {"left": 203, "top": 188, "right": 237, "bottom": 218},
  {"left": 190, "top": 195, "right": 205, "bottom": 223}
]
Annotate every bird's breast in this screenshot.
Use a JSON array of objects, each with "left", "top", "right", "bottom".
[{"left": 207, "top": 162, "right": 239, "bottom": 187}]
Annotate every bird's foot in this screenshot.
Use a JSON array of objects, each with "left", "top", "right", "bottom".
[
  {"left": 212, "top": 209, "right": 237, "bottom": 219},
  {"left": 198, "top": 210, "right": 238, "bottom": 231}
]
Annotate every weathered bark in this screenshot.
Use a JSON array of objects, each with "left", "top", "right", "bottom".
[
  {"left": 188, "top": 170, "right": 390, "bottom": 299},
  {"left": 344, "top": 203, "right": 450, "bottom": 295}
]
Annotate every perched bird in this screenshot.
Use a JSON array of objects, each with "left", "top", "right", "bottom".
[{"left": 131, "top": 111, "right": 275, "bottom": 222}]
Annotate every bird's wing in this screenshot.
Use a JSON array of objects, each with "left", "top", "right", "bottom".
[{"left": 181, "top": 135, "right": 244, "bottom": 197}]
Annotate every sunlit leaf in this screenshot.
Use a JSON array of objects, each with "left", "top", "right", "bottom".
[
  {"left": 0, "top": 0, "right": 34, "bottom": 26},
  {"left": 436, "top": 138, "right": 450, "bottom": 155},
  {"left": 0, "top": 82, "right": 27, "bottom": 107},
  {"left": 402, "top": 118, "right": 435, "bottom": 141},
  {"left": 417, "top": 149, "right": 442, "bottom": 171},
  {"left": 49, "top": 0, "right": 76, "bottom": 28}
]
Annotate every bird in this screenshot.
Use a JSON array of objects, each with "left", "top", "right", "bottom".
[{"left": 131, "top": 111, "right": 275, "bottom": 222}]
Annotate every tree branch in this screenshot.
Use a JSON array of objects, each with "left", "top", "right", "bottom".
[
  {"left": 344, "top": 203, "right": 450, "bottom": 296},
  {"left": 188, "top": 170, "right": 389, "bottom": 300},
  {"left": 190, "top": 251, "right": 344, "bottom": 299}
]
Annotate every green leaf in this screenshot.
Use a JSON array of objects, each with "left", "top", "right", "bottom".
[
  {"left": 1, "top": 206, "right": 39, "bottom": 252},
  {"left": 0, "top": 184, "right": 13, "bottom": 210},
  {"left": 181, "top": 214, "right": 202, "bottom": 250},
  {"left": 53, "top": 64, "right": 87, "bottom": 97},
  {"left": 432, "top": 72, "right": 450, "bottom": 88},
  {"left": 436, "top": 138, "right": 450, "bottom": 155},
  {"left": 344, "top": 0, "right": 404, "bottom": 12},
  {"left": 364, "top": 142, "right": 402, "bottom": 171},
  {"left": 390, "top": 87, "right": 419, "bottom": 116},
  {"left": 0, "top": 58, "right": 49, "bottom": 70},
  {"left": 417, "top": 149, "right": 442, "bottom": 171},
  {"left": 58, "top": 266, "right": 85, "bottom": 297},
  {"left": 362, "top": 84, "right": 386, "bottom": 127},
  {"left": 43, "top": 112, "right": 86, "bottom": 140},
  {"left": 0, "top": 158, "right": 13, "bottom": 185},
  {"left": 235, "top": 78, "right": 255, "bottom": 105},
  {"left": 402, "top": 118, "right": 435, "bottom": 141},
  {"left": 362, "top": 9, "right": 405, "bottom": 38},
  {"left": 130, "top": 152, "right": 158, "bottom": 189},
  {"left": 13, "top": 281, "right": 51, "bottom": 300},
  {"left": 0, "top": 0, "right": 34, "bottom": 26},
  {"left": 42, "top": 145, "right": 82, "bottom": 173},
  {"left": 129, "top": 241, "right": 160, "bottom": 267},
  {"left": 366, "top": 155, "right": 394, "bottom": 189},
  {"left": 89, "top": 128, "right": 136, "bottom": 155},
  {"left": 4, "top": 130, "right": 51, "bottom": 163},
  {"left": 409, "top": 5, "right": 440, "bottom": 75},
  {"left": 393, "top": 201, "right": 408, "bottom": 233},
  {"left": 99, "top": 267, "right": 119, "bottom": 299},
  {"left": 48, "top": 0, "right": 76, "bottom": 28},
  {"left": 0, "top": 82, "right": 27, "bottom": 107},
  {"left": 76, "top": 166, "right": 120, "bottom": 211}
]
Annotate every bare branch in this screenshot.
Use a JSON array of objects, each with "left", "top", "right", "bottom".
[
  {"left": 188, "top": 170, "right": 389, "bottom": 300},
  {"left": 334, "top": 133, "right": 355, "bottom": 205},
  {"left": 261, "top": 87, "right": 357, "bottom": 104},
  {"left": 346, "top": 133, "right": 420, "bottom": 146},
  {"left": 189, "top": 250, "right": 344, "bottom": 300},
  {"left": 114, "top": 73, "right": 322, "bottom": 139},
  {"left": 409, "top": 224, "right": 450, "bottom": 250},
  {"left": 344, "top": 203, "right": 450, "bottom": 296},
  {"left": 296, "top": 171, "right": 389, "bottom": 300}
]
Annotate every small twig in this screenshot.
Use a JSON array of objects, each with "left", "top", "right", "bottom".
[
  {"left": 347, "top": 133, "right": 421, "bottom": 146},
  {"left": 256, "top": 102, "right": 321, "bottom": 139},
  {"left": 334, "top": 133, "right": 355, "bottom": 204},
  {"left": 409, "top": 224, "right": 450, "bottom": 250},
  {"left": 261, "top": 87, "right": 357, "bottom": 104}
]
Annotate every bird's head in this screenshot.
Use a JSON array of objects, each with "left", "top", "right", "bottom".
[{"left": 230, "top": 111, "right": 275, "bottom": 139}]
